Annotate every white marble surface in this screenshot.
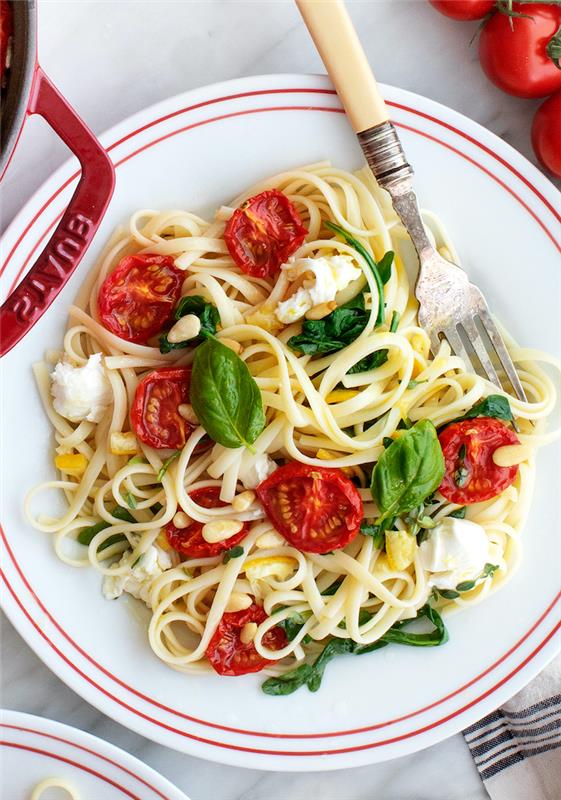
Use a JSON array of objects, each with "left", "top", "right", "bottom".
[{"left": 3, "top": 0, "right": 558, "bottom": 797}]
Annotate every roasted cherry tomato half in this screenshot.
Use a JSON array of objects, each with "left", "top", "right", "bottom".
[
  {"left": 224, "top": 189, "right": 307, "bottom": 279},
  {"left": 438, "top": 417, "right": 519, "bottom": 504},
  {"left": 429, "top": 1, "right": 494, "bottom": 21},
  {"left": 206, "top": 603, "right": 287, "bottom": 676},
  {"left": 256, "top": 462, "right": 363, "bottom": 554},
  {"left": 165, "top": 486, "right": 249, "bottom": 558},
  {"left": 0, "top": 0, "right": 13, "bottom": 82},
  {"left": 98, "top": 253, "right": 184, "bottom": 343},
  {"left": 532, "top": 91, "right": 561, "bottom": 179},
  {"left": 131, "top": 367, "right": 195, "bottom": 450},
  {"left": 479, "top": 4, "right": 561, "bottom": 98}
]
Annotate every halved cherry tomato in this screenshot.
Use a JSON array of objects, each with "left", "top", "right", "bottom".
[
  {"left": 165, "top": 486, "right": 249, "bottom": 558},
  {"left": 429, "top": 1, "right": 494, "bottom": 21},
  {"left": 0, "top": 0, "right": 13, "bottom": 82},
  {"left": 256, "top": 462, "right": 363, "bottom": 554},
  {"left": 479, "top": 4, "right": 561, "bottom": 98},
  {"left": 131, "top": 367, "right": 194, "bottom": 450},
  {"left": 532, "top": 91, "right": 561, "bottom": 179},
  {"left": 206, "top": 603, "right": 287, "bottom": 676},
  {"left": 224, "top": 189, "right": 307, "bottom": 278},
  {"left": 438, "top": 417, "right": 519, "bottom": 504},
  {"left": 98, "top": 254, "right": 183, "bottom": 343}
]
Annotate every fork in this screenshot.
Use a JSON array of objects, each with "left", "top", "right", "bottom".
[{"left": 296, "top": 0, "right": 527, "bottom": 402}]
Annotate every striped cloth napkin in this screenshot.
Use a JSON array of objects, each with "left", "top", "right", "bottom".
[{"left": 463, "top": 654, "right": 561, "bottom": 800}]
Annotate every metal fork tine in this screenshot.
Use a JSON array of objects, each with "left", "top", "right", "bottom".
[
  {"left": 428, "top": 330, "right": 442, "bottom": 359},
  {"left": 460, "top": 318, "right": 502, "bottom": 390},
  {"left": 441, "top": 325, "right": 474, "bottom": 373},
  {"left": 477, "top": 308, "right": 528, "bottom": 402}
]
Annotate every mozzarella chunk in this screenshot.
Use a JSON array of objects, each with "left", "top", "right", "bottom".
[
  {"left": 419, "top": 517, "right": 489, "bottom": 591},
  {"left": 102, "top": 545, "right": 172, "bottom": 606},
  {"left": 51, "top": 354, "right": 112, "bottom": 423},
  {"left": 275, "top": 256, "right": 362, "bottom": 324},
  {"left": 238, "top": 453, "right": 277, "bottom": 489}
]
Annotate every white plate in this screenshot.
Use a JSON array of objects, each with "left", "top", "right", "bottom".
[
  {"left": 0, "top": 709, "right": 190, "bottom": 799},
  {"left": 1, "top": 74, "right": 560, "bottom": 772}
]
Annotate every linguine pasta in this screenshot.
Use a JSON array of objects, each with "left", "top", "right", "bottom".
[{"left": 26, "top": 162, "right": 560, "bottom": 688}]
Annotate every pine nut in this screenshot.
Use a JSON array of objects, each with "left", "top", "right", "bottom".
[
  {"left": 202, "top": 519, "right": 244, "bottom": 543},
  {"left": 167, "top": 314, "right": 201, "bottom": 343},
  {"left": 255, "top": 531, "right": 285, "bottom": 549},
  {"left": 173, "top": 511, "right": 191, "bottom": 529},
  {"left": 240, "top": 622, "right": 258, "bottom": 644},
  {"left": 232, "top": 490, "right": 255, "bottom": 512},
  {"left": 492, "top": 444, "right": 531, "bottom": 468},
  {"left": 305, "top": 301, "right": 337, "bottom": 320},
  {"left": 219, "top": 338, "right": 242, "bottom": 354},
  {"left": 178, "top": 403, "right": 199, "bottom": 424},
  {"left": 225, "top": 592, "right": 252, "bottom": 612}
]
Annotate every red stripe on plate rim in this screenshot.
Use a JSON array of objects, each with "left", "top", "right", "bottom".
[
  {"left": 1, "top": 742, "right": 141, "bottom": 799},
  {"left": 1, "top": 722, "right": 169, "bottom": 800}
]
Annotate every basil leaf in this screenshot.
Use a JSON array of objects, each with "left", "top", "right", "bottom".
[
  {"left": 389, "top": 310, "right": 400, "bottom": 333},
  {"left": 77, "top": 506, "right": 135, "bottom": 550},
  {"left": 191, "top": 337, "right": 265, "bottom": 450},
  {"left": 262, "top": 604, "right": 447, "bottom": 696},
  {"left": 222, "top": 545, "right": 244, "bottom": 563},
  {"left": 370, "top": 419, "right": 445, "bottom": 524},
  {"left": 360, "top": 521, "right": 385, "bottom": 549},
  {"left": 159, "top": 295, "right": 220, "bottom": 354},
  {"left": 452, "top": 394, "right": 514, "bottom": 424},
  {"left": 325, "top": 221, "right": 391, "bottom": 325},
  {"left": 482, "top": 563, "right": 499, "bottom": 578}
]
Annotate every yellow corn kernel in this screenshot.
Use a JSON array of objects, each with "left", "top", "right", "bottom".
[
  {"left": 244, "top": 556, "right": 297, "bottom": 581},
  {"left": 385, "top": 530, "right": 417, "bottom": 571},
  {"left": 55, "top": 453, "right": 88, "bottom": 474},
  {"left": 110, "top": 431, "right": 138, "bottom": 456},
  {"left": 325, "top": 389, "right": 359, "bottom": 404}
]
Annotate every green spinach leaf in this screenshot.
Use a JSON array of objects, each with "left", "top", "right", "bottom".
[
  {"left": 159, "top": 295, "right": 220, "bottom": 354},
  {"left": 287, "top": 299, "right": 368, "bottom": 356},
  {"left": 77, "top": 506, "right": 135, "bottom": 551},
  {"left": 261, "top": 604, "right": 447, "bottom": 696},
  {"left": 452, "top": 394, "right": 514, "bottom": 425},
  {"left": 370, "top": 419, "right": 445, "bottom": 524},
  {"left": 325, "top": 221, "right": 393, "bottom": 325},
  {"left": 190, "top": 337, "right": 265, "bottom": 450}
]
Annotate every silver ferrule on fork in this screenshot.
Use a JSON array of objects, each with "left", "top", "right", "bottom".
[{"left": 358, "top": 121, "right": 434, "bottom": 260}]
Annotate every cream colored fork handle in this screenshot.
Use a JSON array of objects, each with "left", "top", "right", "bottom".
[{"left": 296, "top": 0, "right": 389, "bottom": 133}]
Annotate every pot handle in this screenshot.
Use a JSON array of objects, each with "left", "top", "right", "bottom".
[{"left": 0, "top": 67, "right": 115, "bottom": 356}]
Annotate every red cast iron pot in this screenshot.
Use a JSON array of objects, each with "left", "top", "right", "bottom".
[{"left": 0, "top": 0, "right": 115, "bottom": 356}]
